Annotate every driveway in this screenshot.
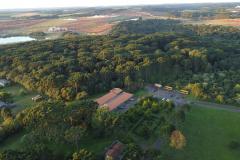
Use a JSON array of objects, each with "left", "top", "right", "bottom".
[
  {"left": 146, "top": 85, "right": 187, "bottom": 106},
  {"left": 146, "top": 85, "right": 240, "bottom": 113}
]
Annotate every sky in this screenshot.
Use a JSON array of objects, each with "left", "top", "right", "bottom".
[{"left": 0, "top": 0, "right": 239, "bottom": 9}]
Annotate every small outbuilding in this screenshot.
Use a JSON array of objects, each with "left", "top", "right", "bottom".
[
  {"left": 32, "top": 95, "right": 43, "bottom": 102},
  {"left": 48, "top": 27, "right": 68, "bottom": 32},
  {"left": 0, "top": 79, "right": 10, "bottom": 87}
]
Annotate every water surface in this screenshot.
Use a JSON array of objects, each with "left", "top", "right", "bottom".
[{"left": 0, "top": 36, "right": 36, "bottom": 45}]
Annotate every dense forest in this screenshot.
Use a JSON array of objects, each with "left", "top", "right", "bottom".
[{"left": 0, "top": 19, "right": 239, "bottom": 105}]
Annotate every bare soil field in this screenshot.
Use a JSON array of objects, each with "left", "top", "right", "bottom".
[
  {"left": 24, "top": 19, "right": 70, "bottom": 33},
  {"left": 192, "top": 18, "right": 240, "bottom": 27},
  {"left": 63, "top": 17, "right": 114, "bottom": 34}
]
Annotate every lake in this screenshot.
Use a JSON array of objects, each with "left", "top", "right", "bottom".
[{"left": 0, "top": 36, "right": 36, "bottom": 45}]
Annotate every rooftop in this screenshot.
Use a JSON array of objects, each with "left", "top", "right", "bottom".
[
  {"left": 106, "top": 141, "right": 124, "bottom": 159},
  {"left": 96, "top": 88, "right": 133, "bottom": 111}
]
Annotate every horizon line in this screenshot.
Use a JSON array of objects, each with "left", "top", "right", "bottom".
[{"left": 0, "top": 1, "right": 239, "bottom": 11}]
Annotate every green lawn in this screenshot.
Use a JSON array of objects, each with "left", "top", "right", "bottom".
[
  {"left": 0, "top": 131, "right": 25, "bottom": 150},
  {"left": 2, "top": 84, "right": 38, "bottom": 114},
  {"left": 164, "top": 106, "right": 240, "bottom": 160}
]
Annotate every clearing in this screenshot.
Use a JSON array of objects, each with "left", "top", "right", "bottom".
[{"left": 2, "top": 84, "right": 39, "bottom": 114}]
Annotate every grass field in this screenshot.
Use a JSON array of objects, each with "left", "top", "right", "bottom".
[
  {"left": 2, "top": 84, "right": 38, "bottom": 114},
  {"left": 164, "top": 106, "right": 240, "bottom": 160}
]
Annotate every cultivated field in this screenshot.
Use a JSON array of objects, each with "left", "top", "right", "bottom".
[
  {"left": 0, "top": 9, "right": 183, "bottom": 36},
  {"left": 189, "top": 18, "right": 240, "bottom": 27},
  {"left": 0, "top": 19, "right": 46, "bottom": 34}
]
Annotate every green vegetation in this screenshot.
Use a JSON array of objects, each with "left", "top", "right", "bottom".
[
  {"left": 0, "top": 13, "right": 240, "bottom": 159},
  {"left": 0, "top": 130, "right": 27, "bottom": 150},
  {"left": 0, "top": 96, "right": 185, "bottom": 159},
  {"left": 164, "top": 106, "right": 240, "bottom": 160}
]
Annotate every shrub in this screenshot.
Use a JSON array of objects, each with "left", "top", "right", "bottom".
[
  {"left": 228, "top": 141, "right": 240, "bottom": 150},
  {"left": 19, "top": 89, "right": 27, "bottom": 96},
  {"left": 169, "top": 130, "right": 186, "bottom": 149}
]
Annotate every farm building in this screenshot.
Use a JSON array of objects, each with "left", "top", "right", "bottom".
[
  {"left": 48, "top": 27, "right": 68, "bottom": 32},
  {"left": 0, "top": 79, "right": 10, "bottom": 87},
  {"left": 32, "top": 95, "right": 43, "bottom": 102},
  {"left": 96, "top": 88, "right": 133, "bottom": 111},
  {"left": 105, "top": 141, "right": 124, "bottom": 160}
]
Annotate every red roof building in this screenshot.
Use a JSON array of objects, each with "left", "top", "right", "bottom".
[
  {"left": 105, "top": 141, "right": 124, "bottom": 160},
  {"left": 96, "top": 88, "right": 133, "bottom": 111}
]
